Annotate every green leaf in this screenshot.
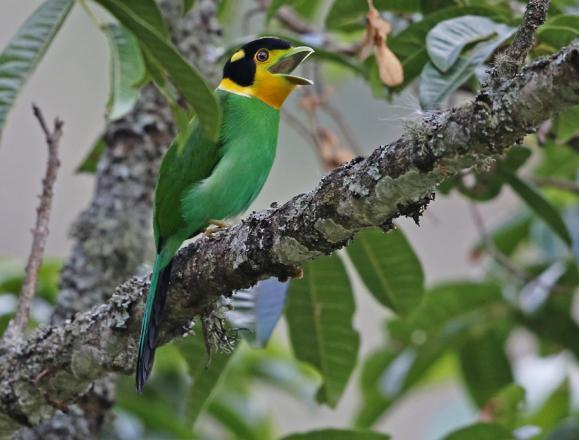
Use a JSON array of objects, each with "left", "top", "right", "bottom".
[
  {"left": 535, "top": 141, "right": 579, "bottom": 180},
  {"left": 442, "top": 423, "right": 514, "bottom": 440},
  {"left": 485, "top": 384, "right": 526, "bottom": 430},
  {"left": 95, "top": 0, "right": 221, "bottom": 141},
  {"left": 355, "top": 282, "right": 503, "bottom": 428},
  {"left": 0, "top": 258, "right": 61, "bottom": 304},
  {"left": 76, "top": 138, "right": 106, "bottom": 174},
  {"left": 326, "top": 0, "right": 420, "bottom": 29},
  {"left": 102, "top": 24, "right": 145, "bottom": 121},
  {"left": 555, "top": 105, "right": 579, "bottom": 143},
  {"left": 0, "top": 0, "right": 74, "bottom": 141},
  {"left": 458, "top": 330, "right": 514, "bottom": 408},
  {"left": 426, "top": 15, "right": 502, "bottom": 72},
  {"left": 529, "top": 379, "right": 570, "bottom": 435},
  {"left": 498, "top": 168, "right": 572, "bottom": 246},
  {"left": 387, "top": 6, "right": 507, "bottom": 89},
  {"left": 114, "top": 0, "right": 169, "bottom": 37},
  {"left": 419, "top": 23, "right": 515, "bottom": 109},
  {"left": 285, "top": 255, "right": 360, "bottom": 407},
  {"left": 175, "top": 333, "right": 233, "bottom": 426},
  {"left": 282, "top": 429, "right": 390, "bottom": 440},
  {"left": 472, "top": 214, "right": 532, "bottom": 258},
  {"left": 402, "top": 282, "right": 502, "bottom": 336},
  {"left": 207, "top": 394, "right": 274, "bottom": 440},
  {"left": 116, "top": 362, "right": 193, "bottom": 439},
  {"left": 421, "top": 0, "right": 456, "bottom": 14},
  {"left": 537, "top": 15, "right": 579, "bottom": 50},
  {"left": 519, "top": 298, "right": 579, "bottom": 358},
  {"left": 182, "top": 0, "right": 196, "bottom": 15},
  {"left": 346, "top": 229, "right": 424, "bottom": 315}
]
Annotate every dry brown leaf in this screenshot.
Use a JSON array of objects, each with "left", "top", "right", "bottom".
[{"left": 359, "top": 0, "right": 404, "bottom": 87}]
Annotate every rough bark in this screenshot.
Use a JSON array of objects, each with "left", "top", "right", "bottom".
[
  {"left": 1, "top": 39, "right": 578, "bottom": 435},
  {"left": 11, "top": 1, "right": 221, "bottom": 438}
]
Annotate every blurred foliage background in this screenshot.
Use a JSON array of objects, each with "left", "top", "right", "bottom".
[{"left": 0, "top": 0, "right": 578, "bottom": 439}]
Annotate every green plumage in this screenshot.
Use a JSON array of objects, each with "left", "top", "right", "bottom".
[{"left": 136, "top": 90, "right": 280, "bottom": 391}]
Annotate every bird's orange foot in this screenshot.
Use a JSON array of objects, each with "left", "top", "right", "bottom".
[{"left": 203, "top": 219, "right": 233, "bottom": 236}]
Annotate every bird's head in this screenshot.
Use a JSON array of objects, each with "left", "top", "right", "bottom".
[{"left": 219, "top": 37, "right": 314, "bottom": 109}]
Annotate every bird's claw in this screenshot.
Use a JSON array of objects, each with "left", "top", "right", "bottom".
[{"left": 203, "top": 219, "right": 233, "bottom": 236}]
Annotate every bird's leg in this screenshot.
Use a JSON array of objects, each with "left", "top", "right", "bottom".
[{"left": 203, "top": 218, "right": 233, "bottom": 236}]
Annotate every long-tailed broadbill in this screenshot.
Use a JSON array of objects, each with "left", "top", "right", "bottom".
[{"left": 136, "top": 37, "right": 314, "bottom": 392}]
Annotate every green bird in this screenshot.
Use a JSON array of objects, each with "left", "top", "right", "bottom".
[{"left": 136, "top": 37, "right": 314, "bottom": 392}]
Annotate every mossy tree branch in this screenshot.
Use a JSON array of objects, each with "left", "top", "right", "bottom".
[{"left": 0, "top": 39, "right": 577, "bottom": 433}]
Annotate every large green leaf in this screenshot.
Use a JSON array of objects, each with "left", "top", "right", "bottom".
[
  {"left": 537, "top": 15, "right": 579, "bottom": 50},
  {"left": 528, "top": 379, "right": 570, "bottom": 436},
  {"left": 103, "top": 24, "right": 145, "bottom": 120},
  {"left": 0, "top": 0, "right": 74, "bottom": 141},
  {"left": 426, "top": 15, "right": 502, "bottom": 72},
  {"left": 388, "top": 6, "right": 508, "bottom": 90},
  {"left": 555, "top": 105, "right": 579, "bottom": 143},
  {"left": 458, "top": 330, "right": 513, "bottom": 407},
  {"left": 356, "top": 283, "right": 503, "bottom": 427},
  {"left": 282, "top": 429, "right": 390, "bottom": 440},
  {"left": 485, "top": 384, "right": 526, "bottom": 430},
  {"left": 116, "top": 392, "right": 192, "bottom": 438},
  {"left": 346, "top": 229, "right": 424, "bottom": 315},
  {"left": 400, "top": 282, "right": 503, "bottom": 336},
  {"left": 326, "top": 0, "right": 421, "bottom": 29},
  {"left": 442, "top": 423, "right": 513, "bottom": 440},
  {"left": 96, "top": 0, "right": 221, "bottom": 141},
  {"left": 519, "top": 298, "right": 579, "bottom": 358},
  {"left": 115, "top": 0, "right": 169, "bottom": 37},
  {"left": 285, "top": 255, "right": 359, "bottom": 408},
  {"left": 535, "top": 141, "right": 579, "bottom": 181},
  {"left": 419, "top": 23, "right": 515, "bottom": 109},
  {"left": 175, "top": 333, "right": 233, "bottom": 426},
  {"left": 498, "top": 168, "right": 572, "bottom": 246},
  {"left": 421, "top": 0, "right": 456, "bottom": 13}
]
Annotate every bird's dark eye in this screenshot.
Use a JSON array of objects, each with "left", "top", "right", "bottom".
[{"left": 255, "top": 49, "right": 269, "bottom": 62}]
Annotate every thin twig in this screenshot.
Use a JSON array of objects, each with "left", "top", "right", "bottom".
[
  {"left": 3, "top": 105, "right": 63, "bottom": 343},
  {"left": 494, "top": 0, "right": 551, "bottom": 79},
  {"left": 530, "top": 176, "right": 579, "bottom": 195}
]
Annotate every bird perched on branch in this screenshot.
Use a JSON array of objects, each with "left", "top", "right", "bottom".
[{"left": 136, "top": 37, "right": 314, "bottom": 392}]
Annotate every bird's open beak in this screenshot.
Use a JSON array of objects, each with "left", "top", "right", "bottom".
[{"left": 268, "top": 46, "right": 314, "bottom": 85}]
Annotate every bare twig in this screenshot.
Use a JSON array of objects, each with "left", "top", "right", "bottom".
[
  {"left": 494, "top": 0, "right": 551, "bottom": 79},
  {"left": 3, "top": 105, "right": 63, "bottom": 343},
  {"left": 530, "top": 176, "right": 579, "bottom": 195}
]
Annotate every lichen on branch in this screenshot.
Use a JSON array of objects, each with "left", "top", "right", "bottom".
[{"left": 0, "top": 39, "right": 577, "bottom": 432}]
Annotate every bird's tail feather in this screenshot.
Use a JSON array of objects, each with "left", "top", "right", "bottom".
[{"left": 136, "top": 254, "right": 173, "bottom": 393}]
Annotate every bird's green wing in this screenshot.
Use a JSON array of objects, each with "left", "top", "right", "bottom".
[{"left": 153, "top": 117, "right": 222, "bottom": 250}]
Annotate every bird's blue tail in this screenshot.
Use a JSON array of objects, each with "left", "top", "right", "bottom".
[{"left": 136, "top": 254, "right": 173, "bottom": 393}]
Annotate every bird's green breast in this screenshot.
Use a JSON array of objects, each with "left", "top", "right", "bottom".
[{"left": 179, "top": 90, "right": 280, "bottom": 232}]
